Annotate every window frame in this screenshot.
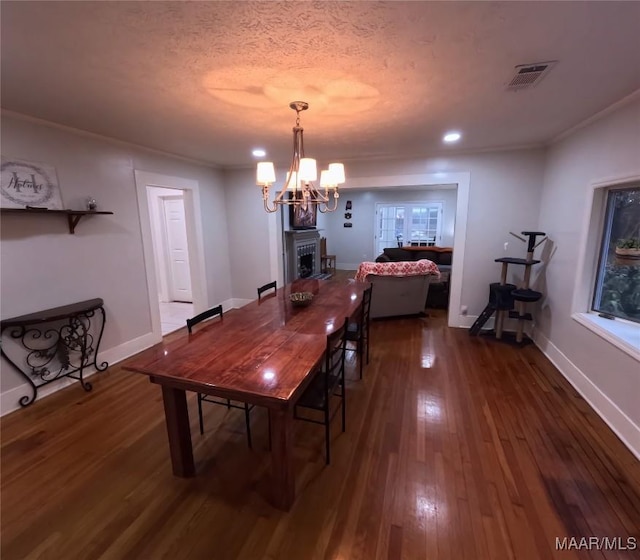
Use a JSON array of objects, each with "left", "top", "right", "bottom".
[{"left": 572, "top": 174, "right": 640, "bottom": 361}]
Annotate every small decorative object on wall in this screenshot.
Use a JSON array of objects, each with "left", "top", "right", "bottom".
[
  {"left": 344, "top": 222, "right": 353, "bottom": 228},
  {"left": 0, "top": 157, "right": 64, "bottom": 209},
  {"left": 345, "top": 200, "right": 352, "bottom": 210},
  {"left": 344, "top": 212, "right": 352, "bottom": 219},
  {"left": 86, "top": 196, "right": 98, "bottom": 211}
]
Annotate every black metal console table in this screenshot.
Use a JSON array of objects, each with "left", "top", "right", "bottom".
[{"left": 0, "top": 298, "right": 108, "bottom": 407}]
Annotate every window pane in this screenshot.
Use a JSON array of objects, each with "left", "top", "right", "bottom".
[{"left": 592, "top": 186, "right": 640, "bottom": 323}]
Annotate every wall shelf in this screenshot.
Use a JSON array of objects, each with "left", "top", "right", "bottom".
[{"left": 1, "top": 208, "right": 114, "bottom": 234}]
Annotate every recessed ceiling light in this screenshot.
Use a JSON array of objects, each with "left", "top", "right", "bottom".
[
  {"left": 443, "top": 132, "right": 461, "bottom": 143},
  {"left": 252, "top": 149, "right": 266, "bottom": 158}
]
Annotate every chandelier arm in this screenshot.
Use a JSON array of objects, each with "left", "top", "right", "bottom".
[
  {"left": 293, "top": 127, "right": 303, "bottom": 200},
  {"left": 274, "top": 189, "right": 286, "bottom": 203},
  {"left": 318, "top": 189, "right": 339, "bottom": 213},
  {"left": 262, "top": 186, "right": 278, "bottom": 213},
  {"left": 264, "top": 200, "right": 278, "bottom": 213},
  {"left": 307, "top": 184, "right": 329, "bottom": 204},
  {"left": 299, "top": 128, "right": 305, "bottom": 158}
]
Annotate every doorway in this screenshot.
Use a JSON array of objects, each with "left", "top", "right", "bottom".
[
  {"left": 147, "top": 187, "right": 193, "bottom": 334},
  {"left": 134, "top": 170, "right": 208, "bottom": 343}
]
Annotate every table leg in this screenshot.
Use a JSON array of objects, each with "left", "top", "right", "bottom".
[
  {"left": 161, "top": 385, "right": 195, "bottom": 477},
  {"left": 269, "top": 407, "right": 295, "bottom": 510}
]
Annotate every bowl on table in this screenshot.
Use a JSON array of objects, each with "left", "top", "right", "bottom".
[{"left": 289, "top": 291, "right": 314, "bottom": 307}]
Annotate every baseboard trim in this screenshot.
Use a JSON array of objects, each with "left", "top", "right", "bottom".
[
  {"left": 457, "top": 314, "right": 495, "bottom": 330},
  {"left": 1, "top": 331, "right": 158, "bottom": 417},
  {"left": 220, "top": 298, "right": 234, "bottom": 311},
  {"left": 227, "top": 298, "right": 252, "bottom": 309},
  {"left": 337, "top": 262, "right": 362, "bottom": 271},
  {"left": 533, "top": 329, "right": 640, "bottom": 461},
  {"left": 457, "top": 314, "right": 529, "bottom": 334}
]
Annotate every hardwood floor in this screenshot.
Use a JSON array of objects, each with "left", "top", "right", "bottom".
[{"left": 1, "top": 307, "right": 639, "bottom": 559}]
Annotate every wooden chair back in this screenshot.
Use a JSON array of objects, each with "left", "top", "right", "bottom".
[
  {"left": 186, "top": 304, "right": 223, "bottom": 334},
  {"left": 325, "top": 317, "right": 348, "bottom": 383},
  {"left": 257, "top": 280, "right": 277, "bottom": 300}
]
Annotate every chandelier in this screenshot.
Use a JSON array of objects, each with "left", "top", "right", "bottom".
[{"left": 256, "top": 101, "right": 345, "bottom": 213}]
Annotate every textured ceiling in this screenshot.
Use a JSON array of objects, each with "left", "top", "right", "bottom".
[{"left": 1, "top": 1, "right": 639, "bottom": 168}]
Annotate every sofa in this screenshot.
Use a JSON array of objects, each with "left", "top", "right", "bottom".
[
  {"left": 375, "top": 246, "right": 452, "bottom": 308},
  {"left": 355, "top": 260, "right": 440, "bottom": 318}
]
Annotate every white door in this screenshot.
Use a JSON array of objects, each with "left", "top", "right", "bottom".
[
  {"left": 375, "top": 205, "right": 405, "bottom": 255},
  {"left": 163, "top": 197, "right": 193, "bottom": 302}
]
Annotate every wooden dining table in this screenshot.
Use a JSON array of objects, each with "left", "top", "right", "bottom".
[{"left": 124, "top": 277, "right": 368, "bottom": 510}]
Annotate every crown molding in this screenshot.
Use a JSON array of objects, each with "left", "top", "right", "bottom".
[
  {"left": 0, "top": 109, "right": 223, "bottom": 170},
  {"left": 224, "top": 142, "right": 547, "bottom": 172},
  {"left": 550, "top": 88, "right": 640, "bottom": 145}
]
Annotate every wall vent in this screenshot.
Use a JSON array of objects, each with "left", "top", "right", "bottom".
[{"left": 506, "top": 61, "right": 557, "bottom": 91}]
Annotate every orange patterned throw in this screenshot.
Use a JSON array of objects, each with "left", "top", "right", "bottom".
[{"left": 355, "top": 259, "right": 441, "bottom": 282}]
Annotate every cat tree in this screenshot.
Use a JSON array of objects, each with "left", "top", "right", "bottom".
[{"left": 470, "top": 231, "right": 547, "bottom": 344}]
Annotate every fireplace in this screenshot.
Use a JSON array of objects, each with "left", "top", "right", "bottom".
[{"left": 284, "top": 230, "right": 321, "bottom": 283}]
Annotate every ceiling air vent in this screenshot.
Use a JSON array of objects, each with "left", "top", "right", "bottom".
[{"left": 506, "top": 61, "right": 557, "bottom": 91}]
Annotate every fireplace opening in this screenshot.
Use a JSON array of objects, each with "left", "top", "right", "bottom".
[
  {"left": 296, "top": 242, "right": 316, "bottom": 278},
  {"left": 299, "top": 253, "right": 313, "bottom": 278},
  {"left": 287, "top": 233, "right": 320, "bottom": 282}
]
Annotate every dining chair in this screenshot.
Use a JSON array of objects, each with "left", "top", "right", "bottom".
[
  {"left": 186, "top": 304, "right": 223, "bottom": 334},
  {"left": 257, "top": 280, "right": 277, "bottom": 300},
  {"left": 320, "top": 237, "right": 336, "bottom": 275},
  {"left": 186, "top": 305, "right": 255, "bottom": 448},
  {"left": 293, "top": 317, "right": 348, "bottom": 465},
  {"left": 344, "top": 285, "right": 373, "bottom": 379}
]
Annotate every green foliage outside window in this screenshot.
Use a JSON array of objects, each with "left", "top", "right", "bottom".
[
  {"left": 593, "top": 186, "right": 640, "bottom": 323},
  {"left": 599, "top": 264, "right": 640, "bottom": 321}
]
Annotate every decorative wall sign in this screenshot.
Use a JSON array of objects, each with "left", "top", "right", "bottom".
[
  {"left": 344, "top": 222, "right": 353, "bottom": 228},
  {"left": 344, "top": 212, "right": 352, "bottom": 219},
  {"left": 345, "top": 200, "right": 352, "bottom": 210},
  {"left": 0, "top": 157, "right": 64, "bottom": 209}
]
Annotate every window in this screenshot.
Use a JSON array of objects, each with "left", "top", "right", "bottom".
[
  {"left": 409, "top": 206, "right": 440, "bottom": 243},
  {"left": 375, "top": 202, "right": 442, "bottom": 255},
  {"left": 592, "top": 185, "right": 640, "bottom": 324}
]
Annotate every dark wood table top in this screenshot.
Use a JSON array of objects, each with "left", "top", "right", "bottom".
[{"left": 124, "top": 278, "right": 368, "bottom": 408}]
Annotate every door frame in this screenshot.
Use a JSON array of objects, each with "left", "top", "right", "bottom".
[
  {"left": 135, "top": 170, "right": 207, "bottom": 342},
  {"left": 329, "top": 171, "right": 469, "bottom": 329}
]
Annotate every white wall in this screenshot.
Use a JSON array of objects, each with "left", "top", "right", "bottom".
[
  {"left": 223, "top": 168, "right": 281, "bottom": 302},
  {"left": 535, "top": 96, "right": 640, "bottom": 450},
  {"left": 318, "top": 188, "right": 458, "bottom": 269},
  {"left": 0, "top": 113, "right": 232, "bottom": 409}
]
